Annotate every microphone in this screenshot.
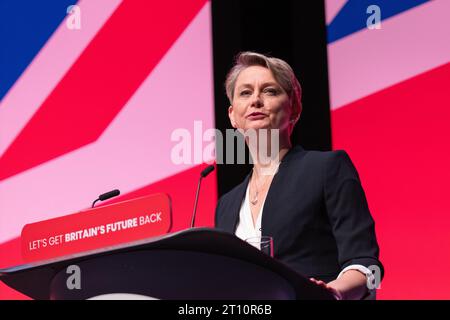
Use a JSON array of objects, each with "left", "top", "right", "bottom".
[
  {"left": 190, "top": 165, "right": 215, "bottom": 228},
  {"left": 200, "top": 165, "right": 215, "bottom": 178},
  {"left": 92, "top": 189, "right": 120, "bottom": 208}
]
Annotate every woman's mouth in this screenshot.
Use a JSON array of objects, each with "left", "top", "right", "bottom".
[{"left": 246, "top": 112, "right": 267, "bottom": 120}]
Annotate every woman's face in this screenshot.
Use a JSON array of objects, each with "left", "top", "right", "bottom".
[{"left": 228, "top": 66, "right": 293, "bottom": 135}]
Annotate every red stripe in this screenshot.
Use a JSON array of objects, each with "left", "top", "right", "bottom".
[
  {"left": 332, "top": 62, "right": 450, "bottom": 299},
  {"left": 0, "top": 0, "right": 207, "bottom": 181}
]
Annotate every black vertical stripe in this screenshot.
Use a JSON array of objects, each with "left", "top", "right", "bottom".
[{"left": 211, "top": 0, "right": 331, "bottom": 196}]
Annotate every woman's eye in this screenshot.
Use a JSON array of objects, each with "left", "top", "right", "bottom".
[
  {"left": 264, "top": 88, "right": 278, "bottom": 95},
  {"left": 240, "top": 90, "right": 251, "bottom": 96}
]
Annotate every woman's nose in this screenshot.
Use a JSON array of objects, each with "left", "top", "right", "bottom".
[{"left": 250, "top": 93, "right": 263, "bottom": 108}]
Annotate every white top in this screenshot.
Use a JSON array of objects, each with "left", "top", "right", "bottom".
[
  {"left": 235, "top": 180, "right": 264, "bottom": 248},
  {"left": 234, "top": 179, "right": 377, "bottom": 299}
]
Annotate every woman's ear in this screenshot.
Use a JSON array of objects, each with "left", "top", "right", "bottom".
[
  {"left": 290, "top": 102, "right": 302, "bottom": 123},
  {"left": 228, "top": 105, "right": 237, "bottom": 128}
]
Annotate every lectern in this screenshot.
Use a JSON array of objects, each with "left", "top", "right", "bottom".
[{"left": 0, "top": 228, "right": 334, "bottom": 300}]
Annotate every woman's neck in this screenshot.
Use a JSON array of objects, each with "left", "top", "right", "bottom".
[{"left": 247, "top": 132, "right": 292, "bottom": 176}]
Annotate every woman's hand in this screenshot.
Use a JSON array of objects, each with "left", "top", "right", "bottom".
[
  {"left": 309, "top": 277, "right": 343, "bottom": 300},
  {"left": 310, "top": 269, "right": 368, "bottom": 300}
]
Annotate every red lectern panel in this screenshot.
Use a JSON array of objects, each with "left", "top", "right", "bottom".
[{"left": 21, "top": 193, "right": 171, "bottom": 263}]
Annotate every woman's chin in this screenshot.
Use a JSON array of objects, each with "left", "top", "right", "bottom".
[{"left": 244, "top": 122, "right": 271, "bottom": 131}]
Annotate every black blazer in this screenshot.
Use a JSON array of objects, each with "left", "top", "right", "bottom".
[{"left": 215, "top": 145, "right": 384, "bottom": 282}]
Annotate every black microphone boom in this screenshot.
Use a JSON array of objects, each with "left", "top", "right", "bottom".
[
  {"left": 191, "top": 165, "right": 215, "bottom": 228},
  {"left": 92, "top": 189, "right": 121, "bottom": 208},
  {"left": 201, "top": 165, "right": 215, "bottom": 178},
  {"left": 99, "top": 189, "right": 120, "bottom": 201}
]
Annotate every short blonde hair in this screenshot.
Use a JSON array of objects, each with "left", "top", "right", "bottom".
[{"left": 225, "top": 51, "right": 302, "bottom": 121}]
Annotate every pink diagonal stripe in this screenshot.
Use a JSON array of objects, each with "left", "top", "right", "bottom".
[
  {"left": 325, "top": 0, "right": 347, "bottom": 25},
  {"left": 0, "top": 0, "right": 123, "bottom": 156},
  {"left": 328, "top": 0, "right": 450, "bottom": 110},
  {"left": 0, "top": 0, "right": 207, "bottom": 182}
]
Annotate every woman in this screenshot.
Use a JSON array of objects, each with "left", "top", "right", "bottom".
[{"left": 215, "top": 52, "right": 384, "bottom": 300}]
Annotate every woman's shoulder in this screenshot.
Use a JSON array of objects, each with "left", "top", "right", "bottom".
[
  {"left": 280, "top": 147, "right": 361, "bottom": 187},
  {"left": 216, "top": 148, "right": 356, "bottom": 210},
  {"left": 287, "top": 145, "right": 352, "bottom": 168},
  {"left": 301, "top": 148, "right": 360, "bottom": 183}
]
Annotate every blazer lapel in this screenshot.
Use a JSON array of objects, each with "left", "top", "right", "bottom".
[
  {"left": 261, "top": 145, "right": 306, "bottom": 237},
  {"left": 221, "top": 145, "right": 306, "bottom": 235},
  {"left": 221, "top": 173, "right": 251, "bottom": 233}
]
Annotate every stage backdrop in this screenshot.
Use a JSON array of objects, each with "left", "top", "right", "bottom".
[
  {"left": 1, "top": 0, "right": 450, "bottom": 300},
  {"left": 0, "top": 0, "right": 217, "bottom": 299},
  {"left": 326, "top": 0, "right": 450, "bottom": 299}
]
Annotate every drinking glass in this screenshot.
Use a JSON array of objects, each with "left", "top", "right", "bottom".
[{"left": 245, "top": 236, "right": 274, "bottom": 257}]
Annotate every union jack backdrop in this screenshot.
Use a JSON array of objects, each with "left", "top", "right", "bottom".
[
  {"left": 1, "top": 0, "right": 449, "bottom": 300},
  {"left": 326, "top": 0, "right": 450, "bottom": 299},
  {"left": 0, "top": 0, "right": 217, "bottom": 299}
]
